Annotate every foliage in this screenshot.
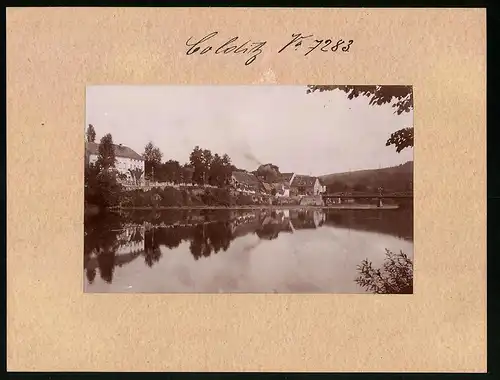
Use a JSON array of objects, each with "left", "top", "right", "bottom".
[
  {"left": 86, "top": 124, "right": 96, "bottom": 142},
  {"left": 235, "top": 193, "right": 254, "bottom": 205},
  {"left": 143, "top": 142, "right": 163, "bottom": 180},
  {"left": 84, "top": 213, "right": 124, "bottom": 283},
  {"left": 128, "top": 168, "right": 144, "bottom": 185},
  {"left": 355, "top": 249, "right": 413, "bottom": 294},
  {"left": 201, "top": 188, "right": 232, "bottom": 206},
  {"left": 386, "top": 127, "right": 414, "bottom": 153},
  {"left": 189, "top": 146, "right": 233, "bottom": 187},
  {"left": 96, "top": 133, "right": 116, "bottom": 170},
  {"left": 306, "top": 85, "right": 414, "bottom": 153},
  {"left": 85, "top": 160, "right": 123, "bottom": 209},
  {"left": 256, "top": 163, "right": 281, "bottom": 182}
]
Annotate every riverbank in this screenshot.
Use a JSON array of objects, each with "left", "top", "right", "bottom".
[{"left": 114, "top": 204, "right": 400, "bottom": 211}]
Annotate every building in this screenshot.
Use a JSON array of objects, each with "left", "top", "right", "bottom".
[
  {"left": 85, "top": 142, "right": 145, "bottom": 183},
  {"left": 272, "top": 182, "right": 291, "bottom": 197},
  {"left": 231, "top": 171, "right": 261, "bottom": 194},
  {"left": 280, "top": 173, "right": 296, "bottom": 186},
  {"left": 269, "top": 172, "right": 295, "bottom": 197},
  {"left": 290, "top": 175, "right": 323, "bottom": 196},
  {"left": 318, "top": 178, "right": 327, "bottom": 194}
]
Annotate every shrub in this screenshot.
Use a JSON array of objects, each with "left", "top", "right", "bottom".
[
  {"left": 235, "top": 193, "right": 254, "bottom": 205},
  {"left": 160, "top": 187, "right": 184, "bottom": 206}
]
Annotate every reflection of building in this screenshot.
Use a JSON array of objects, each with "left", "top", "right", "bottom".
[
  {"left": 289, "top": 209, "right": 325, "bottom": 229},
  {"left": 116, "top": 226, "right": 145, "bottom": 255},
  {"left": 85, "top": 142, "right": 145, "bottom": 182}
]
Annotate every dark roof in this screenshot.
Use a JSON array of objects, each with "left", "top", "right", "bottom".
[
  {"left": 280, "top": 173, "right": 294, "bottom": 182},
  {"left": 291, "top": 175, "right": 318, "bottom": 187},
  {"left": 86, "top": 142, "right": 144, "bottom": 161},
  {"left": 232, "top": 171, "right": 260, "bottom": 186}
]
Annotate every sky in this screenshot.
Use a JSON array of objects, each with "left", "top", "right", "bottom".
[{"left": 86, "top": 85, "right": 414, "bottom": 176}]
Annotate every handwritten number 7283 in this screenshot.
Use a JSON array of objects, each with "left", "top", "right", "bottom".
[{"left": 278, "top": 33, "right": 354, "bottom": 56}]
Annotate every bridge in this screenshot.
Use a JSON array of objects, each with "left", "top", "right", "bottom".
[
  {"left": 322, "top": 192, "right": 413, "bottom": 200},
  {"left": 321, "top": 192, "right": 413, "bottom": 207}
]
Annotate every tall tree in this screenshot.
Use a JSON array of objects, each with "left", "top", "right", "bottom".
[
  {"left": 306, "top": 85, "right": 414, "bottom": 153},
  {"left": 143, "top": 142, "right": 163, "bottom": 180},
  {"left": 221, "top": 154, "right": 233, "bottom": 186},
  {"left": 96, "top": 133, "right": 116, "bottom": 170},
  {"left": 86, "top": 124, "right": 96, "bottom": 142},
  {"left": 201, "top": 149, "right": 213, "bottom": 184},
  {"left": 189, "top": 146, "right": 205, "bottom": 185},
  {"left": 208, "top": 153, "right": 223, "bottom": 186}
]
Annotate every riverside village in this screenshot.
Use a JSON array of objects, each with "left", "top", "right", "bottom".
[{"left": 84, "top": 85, "right": 414, "bottom": 294}]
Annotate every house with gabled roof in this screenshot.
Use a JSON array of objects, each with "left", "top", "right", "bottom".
[
  {"left": 280, "top": 172, "right": 295, "bottom": 185},
  {"left": 231, "top": 171, "right": 261, "bottom": 194},
  {"left": 85, "top": 141, "right": 145, "bottom": 183},
  {"left": 290, "top": 174, "right": 323, "bottom": 196}
]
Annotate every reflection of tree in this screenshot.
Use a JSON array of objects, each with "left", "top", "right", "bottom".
[
  {"left": 355, "top": 249, "right": 413, "bottom": 294},
  {"left": 84, "top": 213, "right": 124, "bottom": 283},
  {"left": 143, "top": 229, "right": 162, "bottom": 267},
  {"left": 97, "top": 250, "right": 116, "bottom": 283},
  {"left": 86, "top": 267, "right": 97, "bottom": 284},
  {"left": 189, "top": 222, "right": 233, "bottom": 260},
  {"left": 158, "top": 227, "right": 188, "bottom": 249}
]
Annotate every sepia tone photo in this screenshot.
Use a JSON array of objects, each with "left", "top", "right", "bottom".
[{"left": 84, "top": 85, "right": 414, "bottom": 294}]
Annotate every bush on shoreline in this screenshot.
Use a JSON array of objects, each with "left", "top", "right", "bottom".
[{"left": 119, "top": 186, "right": 269, "bottom": 208}]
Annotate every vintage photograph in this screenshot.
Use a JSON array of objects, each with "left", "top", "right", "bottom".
[{"left": 84, "top": 85, "right": 414, "bottom": 294}]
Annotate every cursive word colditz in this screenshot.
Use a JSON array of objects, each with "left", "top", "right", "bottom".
[{"left": 185, "top": 32, "right": 267, "bottom": 66}]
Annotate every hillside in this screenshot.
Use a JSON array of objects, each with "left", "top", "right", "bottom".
[{"left": 319, "top": 161, "right": 413, "bottom": 193}]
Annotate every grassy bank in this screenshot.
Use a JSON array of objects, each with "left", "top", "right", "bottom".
[
  {"left": 117, "top": 204, "right": 400, "bottom": 211},
  {"left": 119, "top": 186, "right": 290, "bottom": 208},
  {"left": 115, "top": 186, "right": 401, "bottom": 211}
]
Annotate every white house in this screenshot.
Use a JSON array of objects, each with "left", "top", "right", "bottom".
[{"left": 85, "top": 142, "right": 145, "bottom": 182}]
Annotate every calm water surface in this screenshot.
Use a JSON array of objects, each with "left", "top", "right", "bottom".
[{"left": 84, "top": 208, "right": 413, "bottom": 293}]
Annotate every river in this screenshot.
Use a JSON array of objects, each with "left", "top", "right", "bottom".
[{"left": 84, "top": 207, "right": 414, "bottom": 294}]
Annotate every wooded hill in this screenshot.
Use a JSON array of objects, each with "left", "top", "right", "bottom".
[{"left": 319, "top": 161, "right": 413, "bottom": 193}]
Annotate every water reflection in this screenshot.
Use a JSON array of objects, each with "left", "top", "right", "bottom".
[{"left": 84, "top": 208, "right": 413, "bottom": 293}]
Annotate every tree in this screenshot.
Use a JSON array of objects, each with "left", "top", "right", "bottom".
[
  {"left": 162, "top": 160, "right": 182, "bottom": 184},
  {"left": 143, "top": 142, "right": 163, "bottom": 180},
  {"left": 181, "top": 164, "right": 194, "bottom": 184},
  {"left": 355, "top": 249, "right": 413, "bottom": 294},
  {"left": 221, "top": 154, "right": 233, "bottom": 186},
  {"left": 96, "top": 133, "right": 116, "bottom": 170},
  {"left": 201, "top": 149, "right": 213, "bottom": 184},
  {"left": 85, "top": 162, "right": 122, "bottom": 208},
  {"left": 208, "top": 153, "right": 223, "bottom": 186},
  {"left": 306, "top": 85, "right": 414, "bottom": 153},
  {"left": 256, "top": 163, "right": 281, "bottom": 182},
  {"left": 87, "top": 124, "right": 96, "bottom": 142},
  {"left": 189, "top": 146, "right": 206, "bottom": 185},
  {"left": 128, "top": 168, "right": 144, "bottom": 185}
]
